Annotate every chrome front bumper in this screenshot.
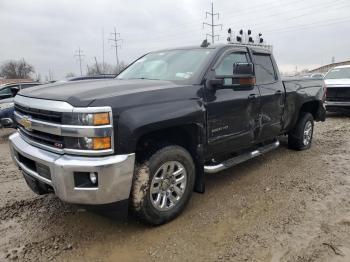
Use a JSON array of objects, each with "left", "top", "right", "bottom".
[{"left": 9, "top": 132, "right": 135, "bottom": 205}]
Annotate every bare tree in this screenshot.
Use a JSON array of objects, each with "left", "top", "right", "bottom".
[{"left": 0, "top": 59, "right": 35, "bottom": 79}]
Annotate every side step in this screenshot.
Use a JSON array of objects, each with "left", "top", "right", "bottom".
[{"left": 204, "top": 140, "right": 280, "bottom": 174}]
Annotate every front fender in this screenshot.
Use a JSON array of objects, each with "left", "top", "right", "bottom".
[{"left": 116, "top": 100, "right": 206, "bottom": 154}]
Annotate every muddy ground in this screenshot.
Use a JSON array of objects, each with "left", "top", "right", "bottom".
[{"left": 1, "top": 114, "right": 350, "bottom": 262}]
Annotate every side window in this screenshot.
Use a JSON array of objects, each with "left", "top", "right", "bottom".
[
  {"left": 215, "top": 52, "right": 248, "bottom": 75},
  {"left": 0, "top": 87, "right": 12, "bottom": 95},
  {"left": 253, "top": 54, "right": 276, "bottom": 84}
]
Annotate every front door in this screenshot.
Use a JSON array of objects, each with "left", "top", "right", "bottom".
[{"left": 205, "top": 50, "right": 261, "bottom": 157}]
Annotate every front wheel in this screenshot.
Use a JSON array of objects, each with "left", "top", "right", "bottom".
[
  {"left": 130, "top": 145, "right": 195, "bottom": 225},
  {"left": 288, "top": 112, "right": 314, "bottom": 150}
]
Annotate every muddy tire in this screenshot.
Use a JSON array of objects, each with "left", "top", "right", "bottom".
[
  {"left": 130, "top": 145, "right": 195, "bottom": 225},
  {"left": 288, "top": 112, "right": 314, "bottom": 150}
]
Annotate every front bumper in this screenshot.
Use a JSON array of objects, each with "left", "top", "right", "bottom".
[
  {"left": 9, "top": 132, "right": 135, "bottom": 205},
  {"left": 325, "top": 101, "right": 350, "bottom": 107},
  {"left": 325, "top": 101, "right": 350, "bottom": 113}
]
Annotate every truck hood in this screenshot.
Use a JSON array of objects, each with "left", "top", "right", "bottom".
[
  {"left": 324, "top": 78, "right": 350, "bottom": 87},
  {"left": 18, "top": 79, "right": 182, "bottom": 107}
]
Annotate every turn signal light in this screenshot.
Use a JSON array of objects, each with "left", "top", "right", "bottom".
[
  {"left": 93, "top": 113, "right": 110, "bottom": 126},
  {"left": 239, "top": 77, "right": 256, "bottom": 85},
  {"left": 92, "top": 137, "right": 111, "bottom": 150}
]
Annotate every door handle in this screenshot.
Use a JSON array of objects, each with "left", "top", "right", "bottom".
[
  {"left": 275, "top": 90, "right": 283, "bottom": 95},
  {"left": 248, "top": 94, "right": 258, "bottom": 101}
]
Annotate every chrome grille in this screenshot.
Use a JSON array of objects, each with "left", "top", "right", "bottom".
[
  {"left": 18, "top": 126, "right": 64, "bottom": 148},
  {"left": 15, "top": 104, "right": 62, "bottom": 124},
  {"left": 326, "top": 86, "right": 350, "bottom": 101}
]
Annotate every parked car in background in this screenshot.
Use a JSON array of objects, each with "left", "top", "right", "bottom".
[
  {"left": 0, "top": 82, "right": 42, "bottom": 101},
  {"left": 311, "top": 73, "right": 324, "bottom": 79},
  {"left": 0, "top": 82, "right": 42, "bottom": 128},
  {"left": 300, "top": 73, "right": 324, "bottom": 79},
  {"left": 0, "top": 98, "right": 15, "bottom": 128},
  {"left": 324, "top": 65, "right": 350, "bottom": 114}
]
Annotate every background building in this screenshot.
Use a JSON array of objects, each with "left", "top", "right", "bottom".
[{"left": 309, "top": 60, "right": 350, "bottom": 74}]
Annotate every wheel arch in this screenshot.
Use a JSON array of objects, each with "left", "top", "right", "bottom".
[{"left": 134, "top": 123, "right": 206, "bottom": 193}]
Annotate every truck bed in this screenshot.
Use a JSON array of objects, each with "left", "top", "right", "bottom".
[{"left": 282, "top": 78, "right": 325, "bottom": 132}]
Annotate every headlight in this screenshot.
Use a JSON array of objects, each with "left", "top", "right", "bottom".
[
  {"left": 64, "top": 137, "right": 112, "bottom": 150},
  {"left": 0, "top": 102, "right": 14, "bottom": 111},
  {"left": 63, "top": 112, "right": 110, "bottom": 126}
]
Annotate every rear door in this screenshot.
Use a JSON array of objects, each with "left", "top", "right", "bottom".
[
  {"left": 205, "top": 48, "right": 261, "bottom": 156},
  {"left": 253, "top": 52, "right": 285, "bottom": 140}
]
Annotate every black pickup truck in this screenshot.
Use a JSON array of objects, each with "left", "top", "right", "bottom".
[{"left": 9, "top": 44, "right": 326, "bottom": 225}]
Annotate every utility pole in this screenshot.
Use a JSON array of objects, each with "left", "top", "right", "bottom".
[
  {"left": 203, "top": 3, "right": 222, "bottom": 44},
  {"left": 94, "top": 56, "right": 101, "bottom": 74},
  {"left": 74, "top": 47, "right": 84, "bottom": 76},
  {"left": 102, "top": 28, "right": 105, "bottom": 73},
  {"left": 109, "top": 27, "right": 123, "bottom": 70}
]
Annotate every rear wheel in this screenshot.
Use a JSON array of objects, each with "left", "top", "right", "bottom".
[
  {"left": 130, "top": 145, "right": 195, "bottom": 225},
  {"left": 288, "top": 112, "right": 314, "bottom": 150}
]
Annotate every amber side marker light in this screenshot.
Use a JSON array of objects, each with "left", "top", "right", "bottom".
[
  {"left": 239, "top": 77, "right": 256, "bottom": 85},
  {"left": 93, "top": 112, "right": 110, "bottom": 126},
  {"left": 92, "top": 137, "right": 111, "bottom": 150}
]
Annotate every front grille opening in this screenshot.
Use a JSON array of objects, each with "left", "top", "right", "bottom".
[
  {"left": 17, "top": 152, "right": 51, "bottom": 180},
  {"left": 18, "top": 152, "right": 36, "bottom": 172},
  {"left": 326, "top": 87, "right": 350, "bottom": 101}
]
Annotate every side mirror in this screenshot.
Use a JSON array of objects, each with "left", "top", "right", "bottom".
[
  {"left": 209, "top": 62, "right": 255, "bottom": 90},
  {"left": 233, "top": 62, "right": 254, "bottom": 76},
  {"left": 11, "top": 87, "right": 20, "bottom": 96}
]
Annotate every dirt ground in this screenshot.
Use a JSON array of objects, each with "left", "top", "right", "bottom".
[{"left": 1, "top": 114, "right": 350, "bottom": 262}]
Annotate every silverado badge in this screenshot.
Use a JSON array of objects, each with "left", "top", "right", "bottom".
[{"left": 20, "top": 116, "right": 32, "bottom": 131}]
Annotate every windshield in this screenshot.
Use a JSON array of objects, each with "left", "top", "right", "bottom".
[
  {"left": 325, "top": 67, "right": 350, "bottom": 79},
  {"left": 117, "top": 49, "right": 213, "bottom": 81}
]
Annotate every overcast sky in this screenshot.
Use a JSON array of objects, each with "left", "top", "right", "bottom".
[{"left": 1, "top": 0, "right": 349, "bottom": 79}]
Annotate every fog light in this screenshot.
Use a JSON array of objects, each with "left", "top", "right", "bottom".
[{"left": 89, "top": 172, "right": 97, "bottom": 184}]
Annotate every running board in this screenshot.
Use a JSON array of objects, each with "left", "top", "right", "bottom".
[{"left": 204, "top": 140, "right": 280, "bottom": 174}]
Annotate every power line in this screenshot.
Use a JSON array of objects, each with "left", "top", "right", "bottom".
[
  {"left": 203, "top": 2, "right": 222, "bottom": 44},
  {"left": 229, "top": 0, "right": 349, "bottom": 30},
  {"left": 264, "top": 16, "right": 350, "bottom": 34},
  {"left": 125, "top": 0, "right": 343, "bottom": 43},
  {"left": 74, "top": 47, "right": 84, "bottom": 76},
  {"left": 128, "top": 0, "right": 345, "bottom": 43},
  {"left": 109, "top": 27, "right": 123, "bottom": 69}
]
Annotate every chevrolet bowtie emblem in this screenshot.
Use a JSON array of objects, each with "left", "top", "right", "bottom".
[{"left": 20, "top": 116, "right": 32, "bottom": 131}]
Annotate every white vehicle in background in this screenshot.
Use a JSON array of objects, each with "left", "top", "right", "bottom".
[{"left": 324, "top": 65, "right": 350, "bottom": 114}]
